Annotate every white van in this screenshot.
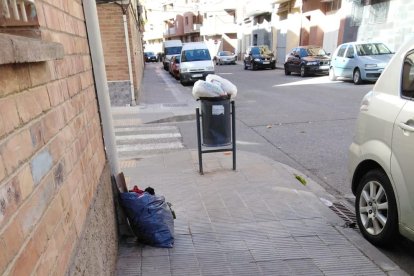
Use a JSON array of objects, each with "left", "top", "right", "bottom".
[
  {"left": 179, "top": 42, "right": 215, "bottom": 85},
  {"left": 162, "top": 40, "right": 183, "bottom": 70}
]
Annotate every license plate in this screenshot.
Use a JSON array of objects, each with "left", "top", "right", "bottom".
[
  {"left": 192, "top": 74, "right": 203, "bottom": 78},
  {"left": 263, "top": 61, "right": 270, "bottom": 64},
  {"left": 320, "top": 65, "right": 329, "bottom": 70}
]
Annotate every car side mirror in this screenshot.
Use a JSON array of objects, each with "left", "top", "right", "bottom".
[{"left": 294, "top": 54, "right": 300, "bottom": 58}]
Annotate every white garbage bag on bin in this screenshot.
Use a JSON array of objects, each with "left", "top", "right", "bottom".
[
  {"left": 192, "top": 80, "right": 226, "bottom": 100},
  {"left": 206, "top": 74, "right": 237, "bottom": 99}
]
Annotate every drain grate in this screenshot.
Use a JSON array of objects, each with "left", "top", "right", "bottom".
[{"left": 329, "top": 202, "right": 358, "bottom": 229}]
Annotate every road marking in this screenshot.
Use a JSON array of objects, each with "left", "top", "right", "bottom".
[
  {"left": 117, "top": 142, "right": 184, "bottom": 152},
  {"left": 273, "top": 76, "right": 343, "bottom": 87},
  {"left": 114, "top": 126, "right": 178, "bottom": 132},
  {"left": 218, "top": 73, "right": 233, "bottom": 75},
  {"left": 116, "top": 133, "right": 181, "bottom": 141}
]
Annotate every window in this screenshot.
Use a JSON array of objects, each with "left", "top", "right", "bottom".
[
  {"left": 346, "top": 46, "right": 355, "bottom": 58},
  {"left": 368, "top": 1, "right": 389, "bottom": 24},
  {"left": 185, "top": 17, "right": 188, "bottom": 25},
  {"left": 0, "top": 0, "right": 39, "bottom": 37},
  {"left": 350, "top": 1, "right": 363, "bottom": 27},
  {"left": 324, "top": 0, "right": 342, "bottom": 13},
  {"left": 336, "top": 45, "right": 348, "bottom": 57},
  {"left": 402, "top": 52, "right": 414, "bottom": 99}
]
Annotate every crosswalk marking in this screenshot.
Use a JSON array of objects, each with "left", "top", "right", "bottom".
[
  {"left": 116, "top": 133, "right": 181, "bottom": 141},
  {"left": 114, "top": 126, "right": 177, "bottom": 132},
  {"left": 117, "top": 142, "right": 184, "bottom": 152}
]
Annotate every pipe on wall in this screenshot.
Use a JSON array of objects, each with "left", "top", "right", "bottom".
[{"left": 82, "top": 0, "right": 120, "bottom": 176}]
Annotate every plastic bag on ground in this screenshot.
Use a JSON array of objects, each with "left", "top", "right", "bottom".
[
  {"left": 120, "top": 192, "right": 174, "bottom": 248},
  {"left": 192, "top": 79, "right": 226, "bottom": 100},
  {"left": 206, "top": 74, "right": 237, "bottom": 98}
]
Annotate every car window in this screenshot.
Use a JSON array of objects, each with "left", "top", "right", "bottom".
[
  {"left": 220, "top": 51, "right": 232, "bottom": 56},
  {"left": 300, "top": 48, "right": 308, "bottom": 57},
  {"left": 181, "top": 49, "right": 211, "bottom": 62},
  {"left": 346, "top": 46, "right": 355, "bottom": 58},
  {"left": 356, "top": 43, "right": 392, "bottom": 56},
  {"left": 165, "top": 47, "right": 182, "bottom": 55},
  {"left": 251, "top": 46, "right": 271, "bottom": 55},
  {"left": 306, "top": 47, "right": 327, "bottom": 56},
  {"left": 402, "top": 52, "right": 414, "bottom": 99},
  {"left": 336, "top": 45, "right": 347, "bottom": 58}
]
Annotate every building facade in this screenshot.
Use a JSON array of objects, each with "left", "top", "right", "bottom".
[
  {"left": 0, "top": 1, "right": 118, "bottom": 275},
  {"left": 97, "top": 0, "right": 145, "bottom": 106}
]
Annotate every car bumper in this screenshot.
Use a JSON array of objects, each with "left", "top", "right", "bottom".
[
  {"left": 253, "top": 60, "right": 276, "bottom": 68},
  {"left": 180, "top": 71, "right": 215, "bottom": 82},
  {"left": 361, "top": 68, "right": 384, "bottom": 81},
  {"left": 219, "top": 59, "right": 236, "bottom": 64},
  {"left": 305, "top": 65, "right": 329, "bottom": 74}
]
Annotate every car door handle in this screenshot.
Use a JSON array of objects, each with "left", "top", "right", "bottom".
[{"left": 399, "top": 121, "right": 414, "bottom": 133}]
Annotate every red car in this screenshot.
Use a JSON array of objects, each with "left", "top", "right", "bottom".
[{"left": 169, "top": 55, "right": 181, "bottom": 80}]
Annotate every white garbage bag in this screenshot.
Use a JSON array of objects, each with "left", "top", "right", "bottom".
[
  {"left": 192, "top": 80, "right": 226, "bottom": 99},
  {"left": 206, "top": 74, "right": 237, "bottom": 98}
]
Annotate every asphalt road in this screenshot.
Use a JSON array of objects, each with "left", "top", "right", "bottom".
[{"left": 143, "top": 62, "right": 414, "bottom": 274}]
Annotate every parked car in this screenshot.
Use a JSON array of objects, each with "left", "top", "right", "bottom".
[
  {"left": 179, "top": 42, "right": 214, "bottom": 85},
  {"left": 243, "top": 45, "right": 276, "bottom": 70},
  {"left": 284, "top": 45, "right": 330, "bottom": 77},
  {"left": 329, "top": 42, "right": 394, "bottom": 84},
  {"left": 169, "top": 55, "right": 181, "bottom": 79},
  {"left": 215, "top": 51, "right": 237, "bottom": 65},
  {"left": 168, "top": 54, "right": 180, "bottom": 76},
  {"left": 144, "top": 51, "right": 157, "bottom": 62},
  {"left": 348, "top": 36, "right": 414, "bottom": 246}
]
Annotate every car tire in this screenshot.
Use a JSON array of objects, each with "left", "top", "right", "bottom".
[
  {"left": 284, "top": 66, "right": 291, "bottom": 75},
  {"left": 244, "top": 62, "right": 248, "bottom": 70},
  {"left": 300, "top": 65, "right": 306, "bottom": 77},
  {"left": 271, "top": 64, "right": 276, "bottom": 70},
  {"left": 252, "top": 63, "right": 257, "bottom": 71},
  {"left": 353, "top": 68, "right": 362, "bottom": 85},
  {"left": 355, "top": 169, "right": 398, "bottom": 247},
  {"left": 180, "top": 76, "right": 187, "bottom": 86},
  {"left": 329, "top": 67, "right": 337, "bottom": 81}
]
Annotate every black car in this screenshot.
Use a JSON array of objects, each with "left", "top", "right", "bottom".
[
  {"left": 144, "top": 51, "right": 157, "bottom": 62},
  {"left": 284, "top": 46, "right": 330, "bottom": 77},
  {"left": 244, "top": 45, "right": 276, "bottom": 70}
]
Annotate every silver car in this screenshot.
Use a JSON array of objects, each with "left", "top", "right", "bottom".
[
  {"left": 348, "top": 37, "right": 414, "bottom": 246},
  {"left": 329, "top": 42, "right": 394, "bottom": 84},
  {"left": 215, "top": 51, "right": 237, "bottom": 65}
]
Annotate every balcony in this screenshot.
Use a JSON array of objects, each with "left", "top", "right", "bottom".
[
  {"left": 185, "top": 23, "right": 201, "bottom": 34},
  {"left": 164, "top": 27, "right": 176, "bottom": 37}
]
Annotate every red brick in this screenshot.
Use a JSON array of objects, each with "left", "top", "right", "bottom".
[
  {"left": 54, "top": 59, "right": 70, "bottom": 79},
  {"left": 0, "top": 238, "right": 7, "bottom": 275},
  {"left": 17, "top": 172, "right": 55, "bottom": 237},
  {"left": 1, "top": 218, "right": 25, "bottom": 265},
  {"left": 15, "top": 91, "right": 43, "bottom": 124},
  {"left": 51, "top": 225, "right": 77, "bottom": 276},
  {"left": 0, "top": 65, "right": 19, "bottom": 96},
  {"left": 29, "top": 62, "right": 53, "bottom": 87},
  {"left": 29, "top": 121, "right": 45, "bottom": 151},
  {"left": 0, "top": 130, "right": 33, "bottom": 175},
  {"left": 66, "top": 75, "right": 81, "bottom": 98},
  {"left": 41, "top": 109, "right": 65, "bottom": 143},
  {"left": 47, "top": 81, "right": 65, "bottom": 107},
  {"left": 60, "top": 79, "right": 70, "bottom": 100},
  {"left": 9, "top": 236, "right": 41, "bottom": 276},
  {"left": 30, "top": 85, "right": 51, "bottom": 112},
  {"left": 17, "top": 165, "right": 35, "bottom": 202},
  {"left": 34, "top": 238, "right": 58, "bottom": 276},
  {"left": 14, "top": 65, "right": 32, "bottom": 91},
  {"left": 0, "top": 156, "right": 5, "bottom": 183},
  {"left": 40, "top": 197, "right": 63, "bottom": 240},
  {"left": 0, "top": 97, "right": 20, "bottom": 137}
]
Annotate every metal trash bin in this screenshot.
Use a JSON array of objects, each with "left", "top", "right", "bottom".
[{"left": 200, "top": 97, "right": 231, "bottom": 147}]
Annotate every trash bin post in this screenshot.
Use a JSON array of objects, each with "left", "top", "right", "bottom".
[
  {"left": 196, "top": 107, "right": 204, "bottom": 175},
  {"left": 231, "top": 101, "right": 236, "bottom": 171}
]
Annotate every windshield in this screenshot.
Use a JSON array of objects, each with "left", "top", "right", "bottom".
[
  {"left": 305, "top": 47, "right": 327, "bottom": 56},
  {"left": 219, "top": 51, "right": 233, "bottom": 56},
  {"left": 355, "top": 43, "right": 392, "bottom": 56},
  {"left": 165, "top": 46, "right": 182, "bottom": 55},
  {"left": 251, "top": 46, "right": 272, "bottom": 55},
  {"left": 181, "top": 49, "right": 211, "bottom": 62}
]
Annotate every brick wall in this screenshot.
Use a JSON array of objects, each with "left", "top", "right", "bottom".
[{"left": 0, "top": 1, "right": 117, "bottom": 275}]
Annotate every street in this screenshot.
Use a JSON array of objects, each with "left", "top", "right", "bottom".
[{"left": 123, "top": 62, "right": 414, "bottom": 274}]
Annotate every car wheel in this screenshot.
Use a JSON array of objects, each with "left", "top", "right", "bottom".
[
  {"left": 353, "top": 68, "right": 362, "bottom": 85},
  {"left": 271, "top": 64, "right": 276, "bottom": 70},
  {"left": 244, "top": 61, "right": 248, "bottom": 70},
  {"left": 329, "top": 67, "right": 337, "bottom": 81},
  {"left": 355, "top": 169, "right": 398, "bottom": 247},
  {"left": 300, "top": 65, "right": 306, "bottom": 77},
  {"left": 252, "top": 63, "right": 257, "bottom": 71},
  {"left": 284, "top": 66, "right": 291, "bottom": 75},
  {"left": 180, "top": 76, "right": 187, "bottom": 86}
]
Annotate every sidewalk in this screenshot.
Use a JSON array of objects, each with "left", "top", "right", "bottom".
[{"left": 115, "top": 148, "right": 406, "bottom": 275}]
